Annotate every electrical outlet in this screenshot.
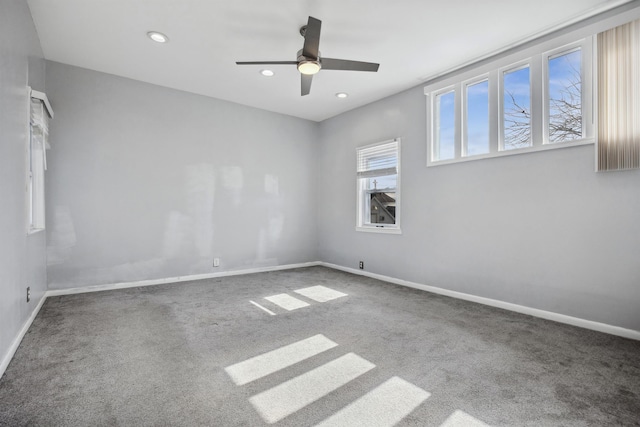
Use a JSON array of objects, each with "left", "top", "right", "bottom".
[
  {"left": 26, "top": 287, "right": 31, "bottom": 303},
  {"left": 359, "top": 261, "right": 364, "bottom": 270},
  {"left": 213, "top": 258, "right": 220, "bottom": 267}
]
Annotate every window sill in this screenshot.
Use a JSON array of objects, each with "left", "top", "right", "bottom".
[
  {"left": 356, "top": 226, "right": 402, "bottom": 235},
  {"left": 27, "top": 227, "right": 45, "bottom": 236},
  {"left": 427, "top": 138, "right": 595, "bottom": 167}
]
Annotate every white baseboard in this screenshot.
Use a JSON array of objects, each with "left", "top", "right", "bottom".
[
  {"left": 3, "top": 259, "right": 637, "bottom": 380},
  {"left": 0, "top": 293, "right": 48, "bottom": 379},
  {"left": 320, "top": 262, "right": 640, "bottom": 341},
  {"left": 46, "top": 261, "right": 322, "bottom": 296},
  {"left": 1, "top": 261, "right": 321, "bottom": 377}
]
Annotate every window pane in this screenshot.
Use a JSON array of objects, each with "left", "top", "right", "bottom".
[
  {"left": 367, "top": 175, "right": 396, "bottom": 192},
  {"left": 465, "top": 80, "right": 489, "bottom": 156},
  {"left": 435, "top": 91, "right": 455, "bottom": 160},
  {"left": 503, "top": 66, "right": 531, "bottom": 150},
  {"left": 365, "top": 176, "right": 397, "bottom": 225},
  {"left": 368, "top": 184, "right": 396, "bottom": 225},
  {"left": 548, "top": 49, "right": 582, "bottom": 143}
]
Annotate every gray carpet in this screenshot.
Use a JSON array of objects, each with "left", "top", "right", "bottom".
[{"left": 0, "top": 266, "right": 639, "bottom": 426}]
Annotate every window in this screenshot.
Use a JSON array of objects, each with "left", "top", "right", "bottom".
[
  {"left": 547, "top": 49, "right": 582, "bottom": 144},
  {"left": 356, "top": 139, "right": 401, "bottom": 234},
  {"left": 464, "top": 78, "right": 490, "bottom": 156},
  {"left": 28, "top": 89, "right": 52, "bottom": 234},
  {"left": 502, "top": 64, "right": 531, "bottom": 150},
  {"left": 425, "top": 35, "right": 593, "bottom": 166},
  {"left": 434, "top": 90, "right": 455, "bottom": 161}
]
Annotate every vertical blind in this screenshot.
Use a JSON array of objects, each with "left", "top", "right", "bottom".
[
  {"left": 30, "top": 98, "right": 49, "bottom": 169},
  {"left": 28, "top": 96, "right": 49, "bottom": 232},
  {"left": 356, "top": 139, "right": 399, "bottom": 178},
  {"left": 597, "top": 18, "right": 640, "bottom": 171}
]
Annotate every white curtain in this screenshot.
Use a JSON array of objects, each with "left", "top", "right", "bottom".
[{"left": 597, "top": 18, "right": 640, "bottom": 171}]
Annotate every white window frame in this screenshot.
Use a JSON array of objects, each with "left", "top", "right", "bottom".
[
  {"left": 425, "top": 34, "right": 595, "bottom": 167},
  {"left": 356, "top": 138, "right": 401, "bottom": 234}
]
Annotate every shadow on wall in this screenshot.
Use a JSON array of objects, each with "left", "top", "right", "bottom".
[{"left": 46, "top": 164, "right": 287, "bottom": 287}]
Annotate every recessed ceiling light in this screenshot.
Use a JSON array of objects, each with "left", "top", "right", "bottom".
[
  {"left": 147, "top": 31, "right": 169, "bottom": 43},
  {"left": 260, "top": 69, "right": 274, "bottom": 77},
  {"left": 335, "top": 92, "right": 349, "bottom": 99}
]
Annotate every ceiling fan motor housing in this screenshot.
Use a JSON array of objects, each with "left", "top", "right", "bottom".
[{"left": 297, "top": 49, "right": 321, "bottom": 74}]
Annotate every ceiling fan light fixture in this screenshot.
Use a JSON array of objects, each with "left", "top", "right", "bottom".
[
  {"left": 147, "top": 31, "right": 169, "bottom": 43},
  {"left": 298, "top": 60, "right": 321, "bottom": 75},
  {"left": 235, "top": 16, "right": 379, "bottom": 96}
]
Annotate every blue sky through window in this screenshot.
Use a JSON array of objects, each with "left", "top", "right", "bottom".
[
  {"left": 367, "top": 174, "right": 396, "bottom": 191},
  {"left": 436, "top": 91, "right": 455, "bottom": 160},
  {"left": 503, "top": 66, "right": 531, "bottom": 149},
  {"left": 548, "top": 49, "right": 582, "bottom": 142},
  {"left": 466, "top": 80, "right": 489, "bottom": 156}
]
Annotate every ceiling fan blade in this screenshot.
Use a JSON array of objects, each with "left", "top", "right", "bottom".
[
  {"left": 302, "top": 16, "right": 321, "bottom": 59},
  {"left": 321, "top": 58, "right": 379, "bottom": 72},
  {"left": 236, "top": 61, "right": 298, "bottom": 65},
  {"left": 301, "top": 74, "right": 313, "bottom": 96}
]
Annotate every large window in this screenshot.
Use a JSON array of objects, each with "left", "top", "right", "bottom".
[
  {"left": 425, "top": 36, "right": 593, "bottom": 166},
  {"left": 356, "top": 139, "right": 401, "bottom": 234}
]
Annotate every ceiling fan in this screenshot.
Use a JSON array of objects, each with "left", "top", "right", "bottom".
[{"left": 236, "top": 16, "right": 380, "bottom": 96}]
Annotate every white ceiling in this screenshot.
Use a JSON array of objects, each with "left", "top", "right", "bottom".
[{"left": 27, "top": 0, "right": 630, "bottom": 122}]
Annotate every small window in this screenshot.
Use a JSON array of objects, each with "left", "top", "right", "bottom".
[
  {"left": 547, "top": 48, "right": 582, "bottom": 143},
  {"left": 28, "top": 92, "right": 49, "bottom": 234},
  {"left": 356, "top": 139, "right": 401, "bottom": 234},
  {"left": 502, "top": 65, "right": 531, "bottom": 150},
  {"left": 464, "top": 79, "right": 490, "bottom": 156},
  {"left": 434, "top": 90, "right": 455, "bottom": 161}
]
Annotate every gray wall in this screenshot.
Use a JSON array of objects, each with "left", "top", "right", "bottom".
[
  {"left": 0, "top": 0, "right": 47, "bottom": 368},
  {"left": 317, "top": 78, "right": 640, "bottom": 332},
  {"left": 13, "top": 1, "right": 637, "bottom": 340},
  {"left": 45, "top": 62, "right": 318, "bottom": 289}
]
